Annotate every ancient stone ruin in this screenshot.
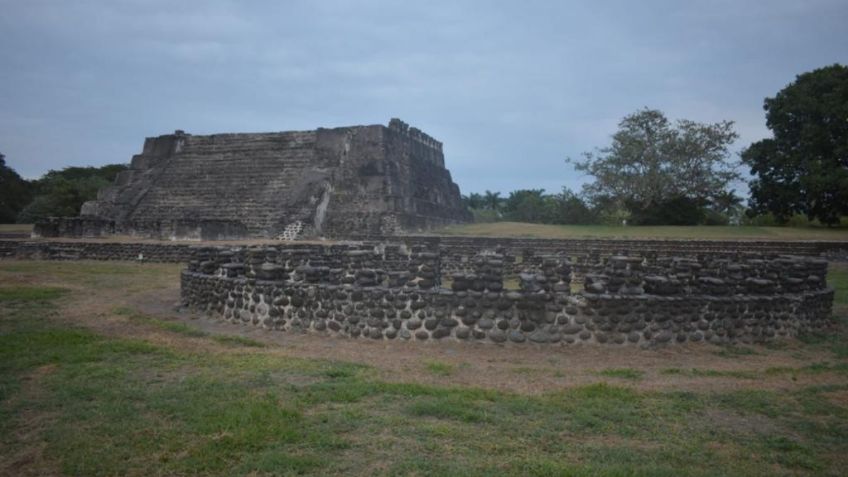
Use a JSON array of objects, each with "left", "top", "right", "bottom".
[
  {"left": 180, "top": 240, "right": 835, "bottom": 346},
  {"left": 34, "top": 119, "right": 471, "bottom": 240}
]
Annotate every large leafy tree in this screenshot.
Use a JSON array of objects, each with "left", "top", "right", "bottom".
[
  {"left": 743, "top": 64, "right": 848, "bottom": 225},
  {"left": 0, "top": 153, "right": 34, "bottom": 223},
  {"left": 572, "top": 108, "right": 740, "bottom": 224},
  {"left": 502, "top": 189, "right": 548, "bottom": 223}
]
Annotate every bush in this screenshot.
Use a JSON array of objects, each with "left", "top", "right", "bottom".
[
  {"left": 702, "top": 210, "right": 730, "bottom": 226},
  {"left": 626, "top": 196, "right": 705, "bottom": 226}
]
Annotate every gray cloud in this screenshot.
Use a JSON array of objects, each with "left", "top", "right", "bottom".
[{"left": 1, "top": 0, "right": 846, "bottom": 198}]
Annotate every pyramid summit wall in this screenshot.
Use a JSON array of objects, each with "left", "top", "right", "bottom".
[{"left": 40, "top": 119, "right": 471, "bottom": 240}]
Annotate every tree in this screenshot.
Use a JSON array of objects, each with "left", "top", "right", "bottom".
[
  {"left": 571, "top": 108, "right": 740, "bottom": 224},
  {"left": 502, "top": 189, "right": 548, "bottom": 223},
  {"left": 548, "top": 188, "right": 596, "bottom": 224},
  {"left": 17, "top": 164, "right": 127, "bottom": 223},
  {"left": 0, "top": 153, "right": 34, "bottom": 223},
  {"left": 462, "top": 192, "right": 484, "bottom": 210},
  {"left": 743, "top": 64, "right": 848, "bottom": 225},
  {"left": 482, "top": 190, "right": 502, "bottom": 211}
]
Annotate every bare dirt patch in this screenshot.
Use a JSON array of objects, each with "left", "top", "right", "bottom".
[{"left": 127, "top": 285, "right": 843, "bottom": 395}]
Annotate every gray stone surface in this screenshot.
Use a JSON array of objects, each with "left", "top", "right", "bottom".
[
  {"left": 178, "top": 241, "right": 836, "bottom": 346},
  {"left": 38, "top": 119, "right": 471, "bottom": 239}
]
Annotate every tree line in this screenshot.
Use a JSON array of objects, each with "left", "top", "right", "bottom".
[
  {"left": 465, "top": 64, "right": 848, "bottom": 227},
  {"left": 2, "top": 64, "right": 845, "bottom": 226},
  {"left": 0, "top": 158, "right": 127, "bottom": 224}
]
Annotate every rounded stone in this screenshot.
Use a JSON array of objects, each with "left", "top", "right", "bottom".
[
  {"left": 477, "top": 317, "right": 494, "bottom": 330},
  {"left": 508, "top": 330, "right": 526, "bottom": 343},
  {"left": 488, "top": 329, "right": 507, "bottom": 343},
  {"left": 456, "top": 327, "right": 471, "bottom": 340},
  {"left": 529, "top": 330, "right": 549, "bottom": 343},
  {"left": 406, "top": 317, "right": 422, "bottom": 330},
  {"left": 415, "top": 330, "right": 430, "bottom": 340},
  {"left": 655, "top": 330, "right": 673, "bottom": 343}
]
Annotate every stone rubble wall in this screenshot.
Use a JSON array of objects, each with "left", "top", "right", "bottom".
[
  {"left": 4, "top": 236, "right": 848, "bottom": 269},
  {"left": 0, "top": 240, "right": 196, "bottom": 262},
  {"left": 411, "top": 236, "right": 848, "bottom": 276},
  {"left": 180, "top": 242, "right": 835, "bottom": 346}
]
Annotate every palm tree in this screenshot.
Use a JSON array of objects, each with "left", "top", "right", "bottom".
[
  {"left": 462, "top": 192, "right": 484, "bottom": 210},
  {"left": 483, "top": 190, "right": 502, "bottom": 211}
]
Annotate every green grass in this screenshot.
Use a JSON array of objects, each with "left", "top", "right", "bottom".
[
  {"left": 800, "top": 264, "right": 848, "bottom": 359},
  {"left": 713, "top": 345, "right": 759, "bottom": 358},
  {"left": 0, "top": 285, "right": 68, "bottom": 302},
  {"left": 115, "top": 305, "right": 208, "bottom": 337},
  {"left": 424, "top": 360, "right": 456, "bottom": 376},
  {"left": 212, "top": 334, "right": 266, "bottom": 348},
  {"left": 114, "top": 305, "right": 268, "bottom": 347},
  {"left": 435, "top": 222, "right": 848, "bottom": 241},
  {"left": 2, "top": 263, "right": 848, "bottom": 475},
  {"left": 0, "top": 223, "right": 33, "bottom": 233},
  {"left": 661, "top": 368, "right": 758, "bottom": 379},
  {"left": 597, "top": 368, "right": 645, "bottom": 380},
  {"left": 830, "top": 263, "right": 848, "bottom": 306}
]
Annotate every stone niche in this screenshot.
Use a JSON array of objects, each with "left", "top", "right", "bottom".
[
  {"left": 180, "top": 242, "right": 835, "bottom": 346},
  {"left": 37, "top": 119, "right": 471, "bottom": 241}
]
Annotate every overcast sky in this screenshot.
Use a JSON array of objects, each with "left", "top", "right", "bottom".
[{"left": 2, "top": 0, "right": 846, "bottom": 196}]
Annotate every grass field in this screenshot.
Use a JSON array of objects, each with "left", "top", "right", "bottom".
[
  {"left": 0, "top": 223, "right": 33, "bottom": 234},
  {"left": 1, "top": 261, "right": 847, "bottom": 476},
  {"left": 8, "top": 222, "right": 848, "bottom": 242},
  {"left": 436, "top": 222, "right": 848, "bottom": 241}
]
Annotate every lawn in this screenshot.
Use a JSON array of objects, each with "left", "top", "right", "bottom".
[
  {"left": 0, "top": 260, "right": 847, "bottom": 476},
  {"left": 0, "top": 223, "right": 33, "bottom": 234},
  {"left": 436, "top": 222, "right": 848, "bottom": 241}
]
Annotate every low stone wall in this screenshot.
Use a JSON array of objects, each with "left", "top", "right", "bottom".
[
  {"left": 33, "top": 217, "right": 248, "bottom": 241},
  {"left": 180, "top": 243, "right": 835, "bottom": 346},
  {"left": 424, "top": 236, "right": 848, "bottom": 275},
  {"left": 5, "top": 235, "right": 847, "bottom": 272},
  {"left": 0, "top": 240, "right": 195, "bottom": 262}
]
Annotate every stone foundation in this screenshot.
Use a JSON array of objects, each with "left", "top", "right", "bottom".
[
  {"left": 179, "top": 242, "right": 835, "bottom": 346},
  {"left": 42, "top": 118, "right": 471, "bottom": 239}
]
